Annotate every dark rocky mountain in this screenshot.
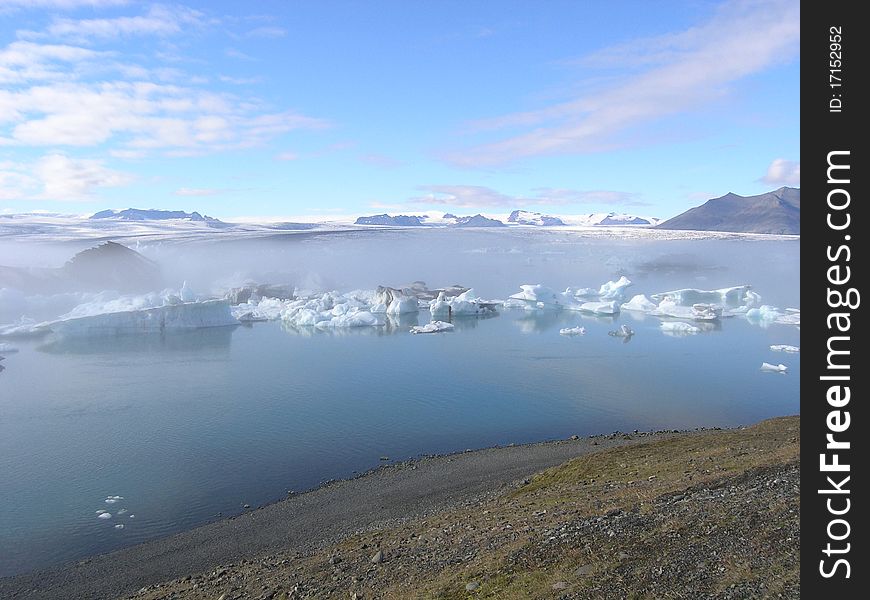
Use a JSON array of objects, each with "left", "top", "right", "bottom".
[
  {"left": 450, "top": 214, "right": 506, "bottom": 227},
  {"left": 354, "top": 214, "right": 426, "bottom": 226},
  {"left": 657, "top": 187, "right": 799, "bottom": 234},
  {"left": 507, "top": 210, "right": 565, "bottom": 226},
  {"left": 0, "top": 241, "right": 162, "bottom": 294},
  {"left": 90, "top": 208, "right": 225, "bottom": 225}
]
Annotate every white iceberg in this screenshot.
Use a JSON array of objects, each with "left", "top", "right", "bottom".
[
  {"left": 660, "top": 321, "right": 701, "bottom": 335},
  {"left": 410, "top": 320, "right": 454, "bottom": 334},
  {"left": 505, "top": 284, "right": 564, "bottom": 310},
  {"left": 97, "top": 512, "right": 112, "bottom": 519},
  {"left": 578, "top": 301, "right": 620, "bottom": 315},
  {"left": 49, "top": 300, "right": 238, "bottom": 337},
  {"left": 559, "top": 326, "right": 586, "bottom": 336},
  {"left": 371, "top": 286, "right": 419, "bottom": 315},
  {"left": 597, "top": 276, "right": 632, "bottom": 301},
  {"left": 620, "top": 294, "right": 658, "bottom": 313},
  {"left": 609, "top": 324, "right": 634, "bottom": 337},
  {"left": 430, "top": 289, "right": 497, "bottom": 318},
  {"left": 770, "top": 344, "right": 800, "bottom": 353},
  {"left": 650, "top": 286, "right": 759, "bottom": 313},
  {"left": 114, "top": 523, "right": 125, "bottom": 530},
  {"left": 761, "top": 362, "right": 788, "bottom": 373}
]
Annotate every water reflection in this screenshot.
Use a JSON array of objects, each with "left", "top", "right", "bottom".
[{"left": 37, "top": 326, "right": 236, "bottom": 355}]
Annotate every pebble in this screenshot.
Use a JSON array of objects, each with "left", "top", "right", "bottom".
[
  {"left": 618, "top": 551, "right": 630, "bottom": 560},
  {"left": 465, "top": 581, "right": 479, "bottom": 591},
  {"left": 575, "top": 564, "right": 594, "bottom": 576},
  {"left": 552, "top": 581, "right": 568, "bottom": 590},
  {"left": 370, "top": 550, "right": 383, "bottom": 564}
]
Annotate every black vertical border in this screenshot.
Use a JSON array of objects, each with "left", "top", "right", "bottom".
[{"left": 803, "top": 2, "right": 866, "bottom": 596}]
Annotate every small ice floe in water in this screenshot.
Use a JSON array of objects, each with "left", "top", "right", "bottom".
[
  {"left": 117, "top": 508, "right": 128, "bottom": 515},
  {"left": 114, "top": 523, "right": 125, "bottom": 530},
  {"left": 760, "top": 362, "right": 788, "bottom": 373},
  {"left": 410, "top": 321, "right": 454, "bottom": 334},
  {"left": 95, "top": 509, "right": 107, "bottom": 515},
  {"left": 770, "top": 344, "right": 800, "bottom": 353},
  {"left": 97, "top": 512, "right": 112, "bottom": 519},
  {"left": 559, "top": 326, "right": 586, "bottom": 336},
  {"left": 660, "top": 322, "right": 700, "bottom": 335},
  {"left": 105, "top": 495, "right": 124, "bottom": 504},
  {"left": 129, "top": 514, "right": 135, "bottom": 518},
  {"left": 608, "top": 324, "right": 634, "bottom": 337}
]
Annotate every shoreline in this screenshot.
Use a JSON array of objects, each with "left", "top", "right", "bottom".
[{"left": 0, "top": 418, "right": 798, "bottom": 599}]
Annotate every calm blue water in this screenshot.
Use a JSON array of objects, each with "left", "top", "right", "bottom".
[{"left": 0, "top": 233, "right": 799, "bottom": 576}]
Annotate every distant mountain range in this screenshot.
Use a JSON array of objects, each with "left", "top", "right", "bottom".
[
  {"left": 91, "top": 208, "right": 225, "bottom": 225},
  {"left": 657, "top": 187, "right": 800, "bottom": 234},
  {"left": 354, "top": 211, "right": 660, "bottom": 228}
]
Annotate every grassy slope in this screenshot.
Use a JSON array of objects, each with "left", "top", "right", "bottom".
[{"left": 131, "top": 416, "right": 799, "bottom": 600}]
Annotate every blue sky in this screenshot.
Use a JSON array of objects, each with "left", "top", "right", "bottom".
[{"left": 0, "top": 0, "right": 799, "bottom": 219}]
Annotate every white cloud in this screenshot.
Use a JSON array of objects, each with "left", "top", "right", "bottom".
[
  {"left": 447, "top": 0, "right": 799, "bottom": 167},
  {"left": 41, "top": 4, "right": 209, "bottom": 41},
  {"left": 0, "top": 153, "right": 132, "bottom": 201},
  {"left": 1, "top": 79, "right": 331, "bottom": 154},
  {"left": 410, "top": 185, "right": 641, "bottom": 208},
  {"left": 760, "top": 158, "right": 800, "bottom": 187},
  {"left": 274, "top": 151, "right": 299, "bottom": 161},
  {"left": 244, "top": 26, "right": 286, "bottom": 38},
  {"left": 0, "top": 0, "right": 128, "bottom": 10}
]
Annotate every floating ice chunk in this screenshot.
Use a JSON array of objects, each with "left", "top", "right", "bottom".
[
  {"left": 576, "top": 301, "right": 620, "bottom": 315},
  {"left": 43, "top": 300, "right": 238, "bottom": 337},
  {"left": 559, "top": 326, "right": 586, "bottom": 336},
  {"left": 761, "top": 362, "right": 788, "bottom": 373},
  {"left": 98, "top": 512, "right": 112, "bottom": 519},
  {"left": 410, "top": 320, "right": 454, "bottom": 334},
  {"left": 430, "top": 289, "right": 497, "bottom": 318},
  {"left": 105, "top": 495, "right": 124, "bottom": 503},
  {"left": 114, "top": 523, "right": 125, "bottom": 529},
  {"left": 95, "top": 509, "right": 107, "bottom": 514},
  {"left": 620, "top": 295, "right": 658, "bottom": 313},
  {"left": 650, "top": 286, "right": 758, "bottom": 312},
  {"left": 598, "top": 276, "right": 632, "bottom": 301},
  {"left": 660, "top": 322, "right": 701, "bottom": 335},
  {"left": 745, "top": 305, "right": 781, "bottom": 322},
  {"left": 609, "top": 324, "right": 634, "bottom": 337},
  {"left": 129, "top": 514, "right": 135, "bottom": 518},
  {"left": 179, "top": 281, "right": 196, "bottom": 302},
  {"left": 117, "top": 508, "right": 128, "bottom": 515},
  {"left": 371, "top": 286, "right": 419, "bottom": 315},
  {"left": 567, "top": 287, "right": 599, "bottom": 299},
  {"left": 774, "top": 310, "right": 801, "bottom": 326},
  {"left": 506, "top": 285, "right": 563, "bottom": 309},
  {"left": 770, "top": 344, "right": 800, "bottom": 353}
]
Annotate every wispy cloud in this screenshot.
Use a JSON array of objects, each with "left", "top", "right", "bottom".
[
  {"left": 32, "top": 4, "right": 210, "bottom": 41},
  {"left": 225, "top": 47, "right": 255, "bottom": 61},
  {"left": 446, "top": 0, "right": 799, "bottom": 167},
  {"left": 1, "top": 77, "right": 331, "bottom": 153},
  {"left": 243, "top": 26, "right": 285, "bottom": 38},
  {"left": 760, "top": 158, "right": 800, "bottom": 187},
  {"left": 409, "top": 185, "right": 643, "bottom": 208},
  {"left": 0, "top": 0, "right": 128, "bottom": 11},
  {"left": 0, "top": 153, "right": 132, "bottom": 201}
]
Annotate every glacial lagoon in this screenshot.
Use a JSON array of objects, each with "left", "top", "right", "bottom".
[{"left": 0, "top": 229, "right": 799, "bottom": 575}]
